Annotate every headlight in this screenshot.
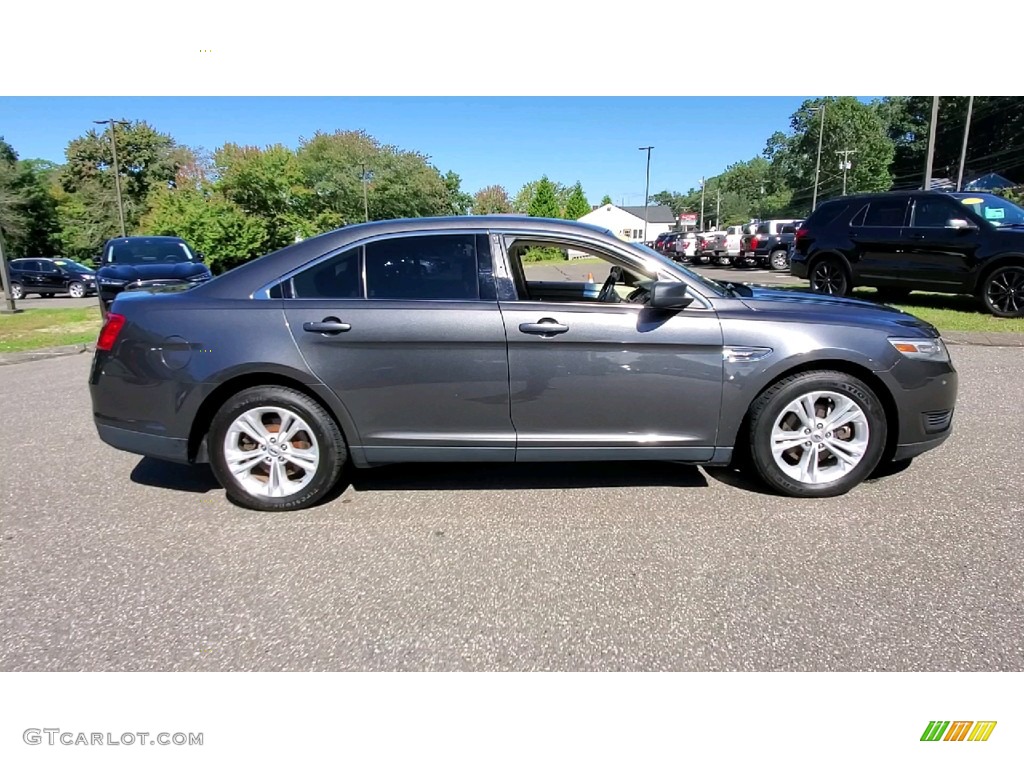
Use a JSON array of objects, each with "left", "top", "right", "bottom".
[
  {"left": 888, "top": 337, "right": 950, "bottom": 363},
  {"left": 99, "top": 277, "right": 127, "bottom": 286}
]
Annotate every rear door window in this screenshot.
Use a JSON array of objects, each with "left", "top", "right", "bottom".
[{"left": 861, "top": 199, "right": 909, "bottom": 227}]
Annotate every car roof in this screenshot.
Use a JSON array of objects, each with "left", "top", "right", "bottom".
[
  {"left": 196, "top": 215, "right": 635, "bottom": 298},
  {"left": 105, "top": 235, "right": 188, "bottom": 244}
]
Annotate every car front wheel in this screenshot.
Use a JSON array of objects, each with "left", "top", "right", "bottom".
[
  {"left": 208, "top": 386, "right": 348, "bottom": 512},
  {"left": 747, "top": 371, "right": 887, "bottom": 497},
  {"left": 981, "top": 265, "right": 1024, "bottom": 318},
  {"left": 810, "top": 257, "right": 850, "bottom": 296},
  {"left": 68, "top": 281, "right": 86, "bottom": 298}
]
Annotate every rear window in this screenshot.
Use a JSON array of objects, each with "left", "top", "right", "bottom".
[{"left": 803, "top": 201, "right": 849, "bottom": 229}]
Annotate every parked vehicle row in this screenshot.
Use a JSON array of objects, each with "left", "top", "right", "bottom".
[{"left": 794, "top": 190, "right": 1024, "bottom": 317}]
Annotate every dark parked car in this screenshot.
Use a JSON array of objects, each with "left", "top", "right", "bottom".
[
  {"left": 791, "top": 191, "right": 1024, "bottom": 316},
  {"left": 738, "top": 220, "right": 801, "bottom": 270},
  {"left": 91, "top": 216, "right": 957, "bottom": 512},
  {"left": 7, "top": 257, "right": 97, "bottom": 299},
  {"left": 96, "top": 236, "right": 212, "bottom": 315}
]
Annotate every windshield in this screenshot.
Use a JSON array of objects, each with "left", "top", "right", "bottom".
[
  {"left": 105, "top": 239, "right": 195, "bottom": 265},
  {"left": 950, "top": 193, "right": 1024, "bottom": 227},
  {"left": 626, "top": 242, "right": 730, "bottom": 297},
  {"left": 52, "top": 259, "right": 94, "bottom": 274}
]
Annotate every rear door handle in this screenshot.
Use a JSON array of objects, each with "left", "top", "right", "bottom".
[
  {"left": 303, "top": 318, "right": 352, "bottom": 335},
  {"left": 519, "top": 319, "right": 569, "bottom": 336},
  {"left": 910, "top": 233, "right": 926, "bottom": 240}
]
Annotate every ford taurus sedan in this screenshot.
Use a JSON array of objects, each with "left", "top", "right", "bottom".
[{"left": 89, "top": 216, "right": 958, "bottom": 512}]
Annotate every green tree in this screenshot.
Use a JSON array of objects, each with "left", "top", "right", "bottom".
[
  {"left": 142, "top": 185, "right": 267, "bottom": 273},
  {"left": 0, "top": 139, "right": 62, "bottom": 257},
  {"left": 528, "top": 176, "right": 561, "bottom": 218},
  {"left": 564, "top": 182, "right": 590, "bottom": 219},
  {"left": 472, "top": 184, "right": 513, "bottom": 214},
  {"left": 767, "top": 97, "right": 894, "bottom": 214},
  {"left": 442, "top": 170, "right": 473, "bottom": 215},
  {"left": 600, "top": 194, "right": 613, "bottom": 206},
  {"left": 61, "top": 120, "right": 187, "bottom": 235}
]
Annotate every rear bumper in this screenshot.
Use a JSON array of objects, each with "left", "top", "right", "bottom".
[
  {"left": 790, "top": 259, "right": 809, "bottom": 278},
  {"left": 96, "top": 423, "right": 190, "bottom": 464}
]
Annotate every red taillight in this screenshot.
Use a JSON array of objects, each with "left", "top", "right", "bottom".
[
  {"left": 796, "top": 227, "right": 809, "bottom": 239},
  {"left": 750, "top": 236, "right": 759, "bottom": 249},
  {"left": 97, "top": 313, "right": 126, "bottom": 352}
]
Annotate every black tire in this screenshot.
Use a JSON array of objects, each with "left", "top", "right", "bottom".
[
  {"left": 208, "top": 386, "right": 348, "bottom": 512},
  {"left": 10, "top": 282, "right": 24, "bottom": 300},
  {"left": 67, "top": 281, "right": 86, "bottom": 299},
  {"left": 769, "top": 249, "right": 790, "bottom": 271},
  {"left": 980, "top": 264, "right": 1024, "bottom": 318},
  {"left": 809, "top": 256, "right": 850, "bottom": 296},
  {"left": 747, "top": 371, "right": 887, "bottom": 498},
  {"left": 875, "top": 287, "right": 911, "bottom": 303}
]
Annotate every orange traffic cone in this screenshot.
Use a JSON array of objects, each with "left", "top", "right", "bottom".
[{"left": 587, "top": 272, "right": 594, "bottom": 282}]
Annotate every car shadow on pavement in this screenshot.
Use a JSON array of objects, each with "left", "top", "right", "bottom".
[
  {"left": 348, "top": 461, "right": 707, "bottom": 492},
  {"left": 130, "top": 457, "right": 221, "bottom": 493},
  {"left": 705, "top": 457, "right": 915, "bottom": 496}
]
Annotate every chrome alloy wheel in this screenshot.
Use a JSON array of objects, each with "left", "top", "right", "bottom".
[
  {"left": 770, "top": 391, "right": 869, "bottom": 485},
  {"left": 223, "top": 406, "right": 320, "bottom": 498}
]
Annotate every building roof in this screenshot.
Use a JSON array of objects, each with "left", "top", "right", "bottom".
[{"left": 618, "top": 205, "right": 676, "bottom": 223}]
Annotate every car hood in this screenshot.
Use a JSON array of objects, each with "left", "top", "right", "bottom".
[
  {"left": 98, "top": 263, "right": 210, "bottom": 282},
  {"left": 735, "top": 286, "right": 939, "bottom": 335}
]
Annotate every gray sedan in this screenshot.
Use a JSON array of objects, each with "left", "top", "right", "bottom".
[{"left": 89, "top": 216, "right": 958, "bottom": 512}]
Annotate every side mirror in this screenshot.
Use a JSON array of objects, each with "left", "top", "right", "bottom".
[
  {"left": 946, "top": 218, "right": 978, "bottom": 231},
  {"left": 649, "top": 281, "right": 695, "bottom": 310},
  {"left": 195, "top": 252, "right": 206, "bottom": 262}
]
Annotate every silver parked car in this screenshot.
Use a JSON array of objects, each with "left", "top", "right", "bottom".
[{"left": 90, "top": 216, "right": 958, "bottom": 512}]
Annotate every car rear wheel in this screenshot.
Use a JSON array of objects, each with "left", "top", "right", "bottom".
[
  {"left": 980, "top": 265, "right": 1024, "bottom": 318},
  {"left": 809, "top": 257, "right": 850, "bottom": 296},
  {"left": 748, "top": 371, "right": 887, "bottom": 497},
  {"left": 208, "top": 386, "right": 348, "bottom": 512},
  {"left": 68, "top": 281, "right": 86, "bottom": 298},
  {"left": 10, "top": 282, "right": 24, "bottom": 300},
  {"left": 769, "top": 249, "right": 790, "bottom": 271}
]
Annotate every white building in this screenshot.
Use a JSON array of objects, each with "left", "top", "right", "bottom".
[{"left": 577, "top": 204, "right": 676, "bottom": 243}]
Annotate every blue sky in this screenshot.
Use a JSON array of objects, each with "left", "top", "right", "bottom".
[{"left": 1, "top": 96, "right": 834, "bottom": 204}]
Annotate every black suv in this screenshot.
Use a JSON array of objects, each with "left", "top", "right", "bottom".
[
  {"left": 96, "top": 236, "right": 212, "bottom": 314},
  {"left": 7, "top": 257, "right": 97, "bottom": 299},
  {"left": 791, "top": 190, "right": 1024, "bottom": 317}
]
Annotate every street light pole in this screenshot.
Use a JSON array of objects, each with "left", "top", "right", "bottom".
[
  {"left": 0, "top": 230, "right": 22, "bottom": 314},
  {"left": 94, "top": 119, "right": 130, "bottom": 237},
  {"left": 956, "top": 96, "right": 975, "bottom": 192},
  {"left": 360, "top": 163, "right": 370, "bottom": 222},
  {"left": 811, "top": 101, "right": 827, "bottom": 212},
  {"left": 699, "top": 177, "right": 705, "bottom": 231},
  {"left": 923, "top": 96, "right": 940, "bottom": 191},
  {"left": 638, "top": 146, "right": 653, "bottom": 242}
]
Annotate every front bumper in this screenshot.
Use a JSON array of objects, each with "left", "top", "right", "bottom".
[{"left": 876, "top": 356, "right": 958, "bottom": 460}]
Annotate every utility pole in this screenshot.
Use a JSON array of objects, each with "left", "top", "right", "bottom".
[
  {"left": 836, "top": 149, "right": 857, "bottom": 195},
  {"left": 0, "top": 230, "right": 22, "bottom": 314},
  {"left": 715, "top": 186, "right": 721, "bottom": 230},
  {"left": 699, "top": 177, "right": 705, "bottom": 231},
  {"left": 957, "top": 96, "right": 975, "bottom": 192},
  {"left": 94, "top": 119, "right": 130, "bottom": 237},
  {"left": 638, "top": 146, "right": 654, "bottom": 242},
  {"left": 360, "top": 163, "right": 369, "bottom": 222},
  {"left": 923, "top": 96, "right": 940, "bottom": 191},
  {"left": 811, "top": 102, "right": 827, "bottom": 212}
]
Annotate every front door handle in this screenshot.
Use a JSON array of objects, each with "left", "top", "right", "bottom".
[
  {"left": 909, "top": 233, "right": 926, "bottom": 240},
  {"left": 519, "top": 318, "right": 569, "bottom": 336},
  {"left": 303, "top": 317, "right": 352, "bottom": 335}
]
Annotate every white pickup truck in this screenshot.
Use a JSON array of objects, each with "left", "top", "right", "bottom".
[{"left": 717, "top": 224, "right": 757, "bottom": 265}]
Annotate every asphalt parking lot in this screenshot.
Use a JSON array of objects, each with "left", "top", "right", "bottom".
[{"left": 1, "top": 347, "right": 1021, "bottom": 672}]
